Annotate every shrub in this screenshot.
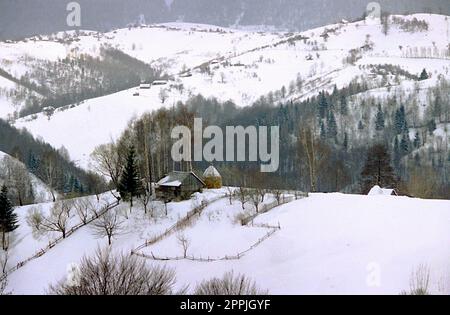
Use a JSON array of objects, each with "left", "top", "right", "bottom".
[
  {"left": 194, "top": 271, "right": 268, "bottom": 295},
  {"left": 48, "top": 248, "right": 176, "bottom": 295}
]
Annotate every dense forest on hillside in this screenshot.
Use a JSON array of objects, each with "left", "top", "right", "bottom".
[
  {"left": 0, "top": 119, "right": 106, "bottom": 204},
  {"left": 100, "top": 79, "right": 450, "bottom": 199}
]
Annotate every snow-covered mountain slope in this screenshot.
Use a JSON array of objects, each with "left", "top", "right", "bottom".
[
  {"left": 5, "top": 191, "right": 450, "bottom": 294},
  {"left": 4, "top": 14, "right": 450, "bottom": 169},
  {"left": 0, "top": 151, "right": 55, "bottom": 203}
]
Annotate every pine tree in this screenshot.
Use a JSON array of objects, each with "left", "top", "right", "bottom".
[
  {"left": 119, "top": 146, "right": 142, "bottom": 209},
  {"left": 400, "top": 134, "right": 410, "bottom": 155},
  {"left": 327, "top": 111, "right": 338, "bottom": 140},
  {"left": 0, "top": 185, "right": 19, "bottom": 250},
  {"left": 358, "top": 120, "right": 364, "bottom": 130},
  {"left": 318, "top": 91, "right": 328, "bottom": 119},
  {"left": 319, "top": 121, "right": 326, "bottom": 141},
  {"left": 375, "top": 104, "right": 385, "bottom": 131},
  {"left": 343, "top": 132, "right": 348, "bottom": 151},
  {"left": 360, "top": 144, "right": 397, "bottom": 194},
  {"left": 419, "top": 68, "right": 429, "bottom": 81},
  {"left": 413, "top": 132, "right": 421, "bottom": 148},
  {"left": 393, "top": 137, "right": 401, "bottom": 170}
]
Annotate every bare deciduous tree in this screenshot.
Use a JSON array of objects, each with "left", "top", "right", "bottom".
[
  {"left": 92, "top": 211, "right": 124, "bottom": 246},
  {"left": 236, "top": 187, "right": 249, "bottom": 210},
  {"left": 48, "top": 248, "right": 176, "bottom": 295},
  {"left": 0, "top": 155, "right": 34, "bottom": 206},
  {"left": 90, "top": 142, "right": 123, "bottom": 193},
  {"left": 74, "top": 199, "right": 94, "bottom": 225},
  {"left": 194, "top": 271, "right": 268, "bottom": 295},
  {"left": 28, "top": 200, "right": 73, "bottom": 239},
  {"left": 248, "top": 189, "right": 262, "bottom": 213},
  {"left": 176, "top": 233, "right": 191, "bottom": 258}
]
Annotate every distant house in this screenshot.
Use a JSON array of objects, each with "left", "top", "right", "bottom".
[
  {"left": 156, "top": 171, "right": 205, "bottom": 201},
  {"left": 152, "top": 80, "right": 168, "bottom": 86},
  {"left": 203, "top": 165, "right": 222, "bottom": 189},
  {"left": 139, "top": 83, "right": 151, "bottom": 89},
  {"left": 368, "top": 185, "right": 398, "bottom": 196}
]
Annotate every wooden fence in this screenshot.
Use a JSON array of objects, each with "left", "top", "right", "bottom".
[
  {"left": 0, "top": 200, "right": 120, "bottom": 282},
  {"left": 132, "top": 224, "right": 281, "bottom": 262},
  {"left": 133, "top": 195, "right": 224, "bottom": 252}
]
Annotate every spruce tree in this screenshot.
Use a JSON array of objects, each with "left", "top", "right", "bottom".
[
  {"left": 419, "top": 68, "right": 429, "bottom": 81},
  {"left": 375, "top": 104, "right": 385, "bottom": 131},
  {"left": 119, "top": 146, "right": 141, "bottom": 209},
  {"left": 327, "top": 111, "right": 338, "bottom": 140},
  {"left": 0, "top": 185, "right": 19, "bottom": 250},
  {"left": 413, "top": 132, "right": 421, "bottom": 148},
  {"left": 318, "top": 91, "right": 328, "bottom": 119},
  {"left": 360, "top": 144, "right": 397, "bottom": 194}
]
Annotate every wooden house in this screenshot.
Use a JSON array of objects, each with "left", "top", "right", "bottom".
[{"left": 156, "top": 171, "right": 205, "bottom": 201}]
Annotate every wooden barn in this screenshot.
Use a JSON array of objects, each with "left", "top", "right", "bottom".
[{"left": 156, "top": 171, "right": 205, "bottom": 201}]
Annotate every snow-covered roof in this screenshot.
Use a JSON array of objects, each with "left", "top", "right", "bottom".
[
  {"left": 203, "top": 165, "right": 221, "bottom": 178},
  {"left": 368, "top": 185, "right": 397, "bottom": 196},
  {"left": 157, "top": 171, "right": 205, "bottom": 187}
]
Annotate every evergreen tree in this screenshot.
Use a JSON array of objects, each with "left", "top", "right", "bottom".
[
  {"left": 118, "top": 146, "right": 142, "bottom": 209},
  {"left": 340, "top": 94, "right": 348, "bottom": 116},
  {"left": 419, "top": 68, "right": 429, "bottom": 81},
  {"left": 318, "top": 91, "right": 328, "bottom": 119},
  {"left": 393, "top": 137, "right": 401, "bottom": 170},
  {"left": 327, "top": 111, "right": 338, "bottom": 140},
  {"left": 427, "top": 119, "right": 436, "bottom": 135},
  {"left": 358, "top": 120, "right": 364, "bottom": 130},
  {"left": 375, "top": 104, "right": 385, "bottom": 131},
  {"left": 319, "top": 121, "right": 326, "bottom": 141},
  {"left": 360, "top": 144, "right": 397, "bottom": 194},
  {"left": 413, "top": 132, "right": 421, "bottom": 148},
  {"left": 0, "top": 185, "right": 19, "bottom": 250},
  {"left": 400, "top": 134, "right": 410, "bottom": 155},
  {"left": 343, "top": 132, "right": 348, "bottom": 151},
  {"left": 394, "top": 105, "right": 408, "bottom": 134}
]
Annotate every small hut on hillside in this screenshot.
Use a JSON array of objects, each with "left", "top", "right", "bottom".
[
  {"left": 368, "top": 185, "right": 398, "bottom": 196},
  {"left": 203, "top": 165, "right": 222, "bottom": 189},
  {"left": 156, "top": 171, "right": 205, "bottom": 201}
]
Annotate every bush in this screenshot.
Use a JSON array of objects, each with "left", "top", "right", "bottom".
[
  {"left": 194, "top": 271, "right": 268, "bottom": 295},
  {"left": 400, "top": 264, "right": 430, "bottom": 295},
  {"left": 48, "top": 248, "right": 176, "bottom": 295}
]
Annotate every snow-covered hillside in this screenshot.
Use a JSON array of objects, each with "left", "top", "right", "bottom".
[
  {"left": 4, "top": 190, "right": 450, "bottom": 295},
  {"left": 0, "top": 151, "right": 55, "bottom": 203},
  {"left": 2, "top": 14, "right": 448, "bottom": 170}
]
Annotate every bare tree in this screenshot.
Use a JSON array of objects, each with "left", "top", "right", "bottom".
[
  {"left": 194, "top": 271, "right": 268, "bottom": 295},
  {"left": 225, "top": 186, "right": 234, "bottom": 205},
  {"left": 90, "top": 142, "right": 123, "bottom": 193},
  {"left": 28, "top": 200, "right": 73, "bottom": 239},
  {"left": 272, "top": 189, "right": 283, "bottom": 205},
  {"left": 138, "top": 191, "right": 151, "bottom": 215},
  {"left": 177, "top": 233, "right": 191, "bottom": 258},
  {"left": 0, "top": 275, "right": 9, "bottom": 295},
  {"left": 236, "top": 187, "right": 249, "bottom": 210},
  {"left": 1, "top": 155, "right": 34, "bottom": 206},
  {"left": 0, "top": 251, "right": 9, "bottom": 274},
  {"left": 38, "top": 151, "right": 59, "bottom": 202},
  {"left": 299, "top": 126, "right": 330, "bottom": 192},
  {"left": 74, "top": 199, "right": 93, "bottom": 225},
  {"left": 92, "top": 211, "right": 124, "bottom": 246},
  {"left": 48, "top": 248, "right": 176, "bottom": 295},
  {"left": 248, "top": 189, "right": 262, "bottom": 213}
]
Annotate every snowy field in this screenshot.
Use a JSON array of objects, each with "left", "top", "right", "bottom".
[{"left": 4, "top": 190, "right": 450, "bottom": 295}]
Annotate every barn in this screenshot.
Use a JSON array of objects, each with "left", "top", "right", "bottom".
[{"left": 156, "top": 171, "right": 205, "bottom": 201}]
